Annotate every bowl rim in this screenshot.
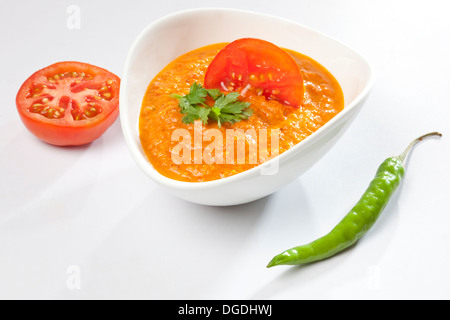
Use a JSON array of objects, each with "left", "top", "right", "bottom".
[{"left": 120, "top": 7, "right": 376, "bottom": 190}]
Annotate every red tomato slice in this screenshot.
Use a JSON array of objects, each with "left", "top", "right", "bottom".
[
  {"left": 204, "top": 38, "right": 304, "bottom": 108},
  {"left": 16, "top": 61, "right": 120, "bottom": 146}
]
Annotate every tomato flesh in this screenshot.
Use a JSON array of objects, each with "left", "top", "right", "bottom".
[
  {"left": 204, "top": 38, "right": 304, "bottom": 108},
  {"left": 16, "top": 61, "right": 120, "bottom": 146}
]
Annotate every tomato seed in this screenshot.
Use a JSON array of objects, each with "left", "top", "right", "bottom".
[{"left": 29, "top": 103, "right": 65, "bottom": 119}]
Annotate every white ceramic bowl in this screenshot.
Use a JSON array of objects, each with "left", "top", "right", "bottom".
[{"left": 120, "top": 8, "right": 375, "bottom": 206}]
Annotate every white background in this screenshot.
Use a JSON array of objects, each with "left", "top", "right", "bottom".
[{"left": 1, "top": 0, "right": 449, "bottom": 300}]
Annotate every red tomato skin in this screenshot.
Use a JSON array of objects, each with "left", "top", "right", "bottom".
[
  {"left": 16, "top": 61, "right": 120, "bottom": 146},
  {"left": 16, "top": 105, "right": 119, "bottom": 146}
]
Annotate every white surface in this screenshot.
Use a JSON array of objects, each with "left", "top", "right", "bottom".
[
  {"left": 120, "top": 8, "right": 374, "bottom": 206},
  {"left": 1, "top": 0, "right": 449, "bottom": 300}
]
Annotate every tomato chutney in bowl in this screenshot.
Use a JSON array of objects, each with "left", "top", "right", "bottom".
[
  {"left": 139, "top": 42, "right": 344, "bottom": 182},
  {"left": 120, "top": 8, "right": 374, "bottom": 206}
]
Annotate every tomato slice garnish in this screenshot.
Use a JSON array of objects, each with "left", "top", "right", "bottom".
[
  {"left": 16, "top": 61, "right": 120, "bottom": 146},
  {"left": 204, "top": 38, "right": 304, "bottom": 108}
]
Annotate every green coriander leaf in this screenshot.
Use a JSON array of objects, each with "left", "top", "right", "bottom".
[
  {"left": 206, "top": 88, "right": 222, "bottom": 100},
  {"left": 208, "top": 108, "right": 220, "bottom": 127},
  {"left": 224, "top": 91, "right": 240, "bottom": 101},
  {"left": 221, "top": 101, "right": 251, "bottom": 114},
  {"left": 181, "top": 113, "right": 197, "bottom": 125},
  {"left": 185, "top": 82, "right": 208, "bottom": 105},
  {"left": 198, "top": 107, "right": 212, "bottom": 125},
  {"left": 219, "top": 113, "right": 241, "bottom": 124},
  {"left": 214, "top": 92, "right": 240, "bottom": 110},
  {"left": 211, "top": 106, "right": 222, "bottom": 117},
  {"left": 172, "top": 82, "right": 253, "bottom": 127},
  {"left": 240, "top": 108, "right": 254, "bottom": 119},
  {"left": 181, "top": 105, "right": 200, "bottom": 124},
  {"left": 178, "top": 97, "right": 191, "bottom": 112}
]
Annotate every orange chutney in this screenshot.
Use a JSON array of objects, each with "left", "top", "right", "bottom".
[{"left": 139, "top": 43, "right": 344, "bottom": 182}]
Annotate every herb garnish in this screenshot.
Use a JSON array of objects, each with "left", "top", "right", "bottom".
[{"left": 172, "top": 82, "right": 253, "bottom": 128}]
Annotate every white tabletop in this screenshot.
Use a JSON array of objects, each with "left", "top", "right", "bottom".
[{"left": 1, "top": 0, "right": 449, "bottom": 300}]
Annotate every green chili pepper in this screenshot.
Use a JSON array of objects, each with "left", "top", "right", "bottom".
[{"left": 267, "top": 132, "right": 442, "bottom": 268}]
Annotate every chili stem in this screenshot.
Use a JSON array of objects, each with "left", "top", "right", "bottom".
[{"left": 397, "top": 132, "right": 442, "bottom": 164}]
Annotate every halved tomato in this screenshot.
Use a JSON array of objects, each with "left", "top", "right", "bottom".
[
  {"left": 16, "top": 61, "right": 120, "bottom": 146},
  {"left": 204, "top": 38, "right": 304, "bottom": 108}
]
